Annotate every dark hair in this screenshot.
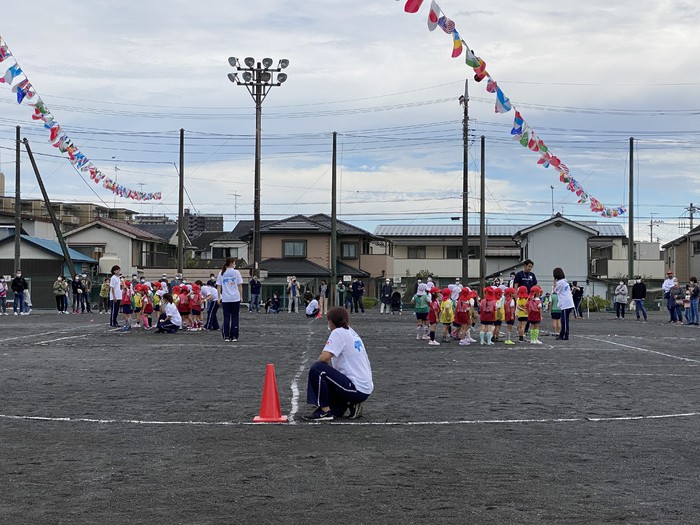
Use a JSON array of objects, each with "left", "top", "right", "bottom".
[
  {"left": 691, "top": 276, "right": 698, "bottom": 284},
  {"left": 553, "top": 267, "right": 565, "bottom": 280},
  {"left": 327, "top": 306, "right": 349, "bottom": 329},
  {"left": 162, "top": 293, "right": 173, "bottom": 303},
  {"left": 524, "top": 259, "right": 534, "bottom": 267},
  {"left": 110, "top": 265, "right": 120, "bottom": 275},
  {"left": 314, "top": 294, "right": 320, "bottom": 301},
  {"left": 195, "top": 280, "right": 203, "bottom": 286},
  {"left": 221, "top": 257, "right": 236, "bottom": 273}
]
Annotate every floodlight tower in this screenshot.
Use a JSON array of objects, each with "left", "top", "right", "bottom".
[{"left": 228, "top": 57, "right": 289, "bottom": 273}]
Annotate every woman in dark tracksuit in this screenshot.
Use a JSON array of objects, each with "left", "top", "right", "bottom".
[{"left": 109, "top": 265, "right": 122, "bottom": 328}]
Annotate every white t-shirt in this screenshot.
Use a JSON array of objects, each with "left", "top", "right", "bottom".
[
  {"left": 324, "top": 327, "right": 374, "bottom": 395},
  {"left": 554, "top": 279, "right": 575, "bottom": 310},
  {"left": 110, "top": 274, "right": 122, "bottom": 301},
  {"left": 305, "top": 299, "right": 319, "bottom": 315},
  {"left": 164, "top": 302, "right": 182, "bottom": 327},
  {"left": 217, "top": 268, "right": 243, "bottom": 302},
  {"left": 201, "top": 284, "right": 219, "bottom": 302}
]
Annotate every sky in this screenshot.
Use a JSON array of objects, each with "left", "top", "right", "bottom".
[{"left": 0, "top": 0, "right": 698, "bottom": 245}]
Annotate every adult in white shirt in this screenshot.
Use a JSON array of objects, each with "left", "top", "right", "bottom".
[
  {"left": 553, "top": 267, "right": 575, "bottom": 341},
  {"left": 661, "top": 271, "right": 676, "bottom": 323},
  {"left": 449, "top": 278, "right": 463, "bottom": 302},
  {"left": 155, "top": 293, "right": 182, "bottom": 333},
  {"left": 216, "top": 257, "right": 243, "bottom": 342},
  {"left": 108, "top": 265, "right": 122, "bottom": 328},
  {"left": 303, "top": 307, "right": 374, "bottom": 421}
]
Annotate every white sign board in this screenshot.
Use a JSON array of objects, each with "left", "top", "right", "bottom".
[
  {"left": 393, "top": 277, "right": 401, "bottom": 284},
  {"left": 343, "top": 275, "right": 352, "bottom": 282}
]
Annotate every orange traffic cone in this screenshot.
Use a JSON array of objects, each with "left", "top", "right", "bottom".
[{"left": 253, "top": 364, "right": 288, "bottom": 423}]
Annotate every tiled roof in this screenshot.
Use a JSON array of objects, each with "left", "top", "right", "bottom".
[
  {"left": 230, "top": 220, "right": 274, "bottom": 240},
  {"left": 190, "top": 231, "right": 227, "bottom": 251},
  {"left": 261, "top": 258, "right": 369, "bottom": 278},
  {"left": 374, "top": 224, "right": 521, "bottom": 237},
  {"left": 65, "top": 217, "right": 165, "bottom": 242},
  {"left": 135, "top": 223, "right": 179, "bottom": 241},
  {"left": 260, "top": 214, "right": 377, "bottom": 238}
]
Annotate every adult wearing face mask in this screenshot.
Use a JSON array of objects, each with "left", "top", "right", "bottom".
[
  {"left": 11, "top": 270, "right": 28, "bottom": 315},
  {"left": 631, "top": 277, "right": 647, "bottom": 322},
  {"left": 53, "top": 276, "right": 69, "bottom": 314},
  {"left": 80, "top": 273, "right": 93, "bottom": 313},
  {"left": 614, "top": 280, "right": 628, "bottom": 320}
]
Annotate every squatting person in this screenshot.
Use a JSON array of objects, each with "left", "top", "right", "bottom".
[{"left": 303, "top": 307, "right": 374, "bottom": 421}]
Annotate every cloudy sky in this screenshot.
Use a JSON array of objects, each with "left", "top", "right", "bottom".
[{"left": 0, "top": 0, "right": 698, "bottom": 244}]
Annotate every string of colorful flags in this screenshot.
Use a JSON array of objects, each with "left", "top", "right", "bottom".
[
  {"left": 0, "top": 35, "right": 161, "bottom": 201},
  {"left": 403, "top": 0, "right": 626, "bottom": 218}
]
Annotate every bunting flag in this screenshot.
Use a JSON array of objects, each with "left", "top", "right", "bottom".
[
  {"left": 404, "top": 0, "right": 425, "bottom": 13},
  {"left": 427, "top": 1, "right": 440, "bottom": 31},
  {"left": 451, "top": 30, "right": 463, "bottom": 58},
  {"left": 399, "top": 4, "right": 625, "bottom": 218},
  {"left": 0, "top": 35, "right": 161, "bottom": 201},
  {"left": 495, "top": 87, "right": 512, "bottom": 113}
]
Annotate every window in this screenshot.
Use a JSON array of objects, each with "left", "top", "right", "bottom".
[
  {"left": 407, "top": 246, "right": 426, "bottom": 259},
  {"left": 693, "top": 241, "right": 700, "bottom": 255},
  {"left": 446, "top": 247, "right": 462, "bottom": 259},
  {"left": 341, "top": 242, "right": 358, "bottom": 259},
  {"left": 283, "top": 240, "right": 306, "bottom": 258},
  {"left": 212, "top": 247, "right": 238, "bottom": 259}
]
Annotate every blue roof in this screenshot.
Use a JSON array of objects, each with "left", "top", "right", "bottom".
[{"left": 20, "top": 235, "right": 97, "bottom": 263}]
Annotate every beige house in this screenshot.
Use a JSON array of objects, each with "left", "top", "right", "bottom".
[{"left": 64, "top": 217, "right": 175, "bottom": 276}]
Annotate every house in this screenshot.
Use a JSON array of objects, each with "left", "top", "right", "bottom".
[
  {"left": 0, "top": 210, "right": 57, "bottom": 241},
  {"left": 590, "top": 224, "right": 663, "bottom": 281},
  {"left": 374, "top": 223, "right": 521, "bottom": 285},
  {"left": 63, "top": 217, "right": 174, "bottom": 276},
  {"left": 662, "top": 226, "right": 700, "bottom": 282},
  {"left": 251, "top": 214, "right": 390, "bottom": 303},
  {"left": 0, "top": 233, "right": 97, "bottom": 309}
]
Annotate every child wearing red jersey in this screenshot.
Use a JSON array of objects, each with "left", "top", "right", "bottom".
[
  {"left": 479, "top": 287, "right": 497, "bottom": 345},
  {"left": 503, "top": 287, "right": 516, "bottom": 345},
  {"left": 454, "top": 287, "right": 472, "bottom": 346},
  {"left": 141, "top": 286, "right": 153, "bottom": 329},
  {"left": 190, "top": 282, "right": 203, "bottom": 330},
  {"left": 427, "top": 287, "right": 441, "bottom": 346},
  {"left": 177, "top": 285, "right": 191, "bottom": 329},
  {"left": 526, "top": 285, "right": 543, "bottom": 345}
]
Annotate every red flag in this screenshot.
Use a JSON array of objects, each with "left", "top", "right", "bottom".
[{"left": 404, "top": 0, "right": 425, "bottom": 13}]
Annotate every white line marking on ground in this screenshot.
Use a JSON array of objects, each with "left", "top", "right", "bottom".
[
  {"left": 1, "top": 411, "right": 698, "bottom": 427},
  {"left": 34, "top": 334, "right": 91, "bottom": 345},
  {"left": 288, "top": 321, "right": 316, "bottom": 424},
  {"left": 578, "top": 335, "right": 700, "bottom": 363}
]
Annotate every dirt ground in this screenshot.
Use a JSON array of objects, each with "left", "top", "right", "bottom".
[{"left": 1, "top": 307, "right": 699, "bottom": 524}]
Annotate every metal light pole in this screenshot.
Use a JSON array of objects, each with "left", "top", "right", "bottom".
[{"left": 228, "top": 57, "right": 289, "bottom": 274}]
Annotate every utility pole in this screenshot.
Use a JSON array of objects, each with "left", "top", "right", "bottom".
[
  {"left": 459, "top": 80, "right": 469, "bottom": 282},
  {"left": 628, "top": 137, "right": 634, "bottom": 280},
  {"left": 229, "top": 192, "right": 241, "bottom": 223},
  {"left": 23, "top": 138, "right": 76, "bottom": 277},
  {"left": 331, "top": 131, "right": 338, "bottom": 307},
  {"left": 177, "top": 128, "right": 185, "bottom": 274},
  {"left": 14, "top": 126, "right": 20, "bottom": 273},
  {"left": 479, "top": 135, "right": 486, "bottom": 293},
  {"left": 684, "top": 202, "right": 700, "bottom": 231},
  {"left": 649, "top": 214, "right": 662, "bottom": 243}
]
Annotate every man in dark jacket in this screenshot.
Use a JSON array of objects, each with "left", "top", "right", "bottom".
[
  {"left": 631, "top": 277, "right": 647, "bottom": 321},
  {"left": 11, "top": 270, "right": 28, "bottom": 315},
  {"left": 380, "top": 279, "right": 393, "bottom": 314},
  {"left": 248, "top": 275, "right": 262, "bottom": 313},
  {"left": 351, "top": 278, "right": 365, "bottom": 314}
]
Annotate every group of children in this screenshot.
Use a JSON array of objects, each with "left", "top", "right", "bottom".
[
  {"left": 110, "top": 279, "right": 207, "bottom": 333},
  {"left": 414, "top": 283, "right": 550, "bottom": 347}
]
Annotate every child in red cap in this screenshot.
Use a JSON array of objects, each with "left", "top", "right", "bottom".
[
  {"left": 427, "top": 287, "right": 441, "bottom": 346},
  {"left": 516, "top": 286, "right": 529, "bottom": 342},
  {"left": 479, "top": 287, "right": 496, "bottom": 345},
  {"left": 527, "top": 285, "right": 543, "bottom": 344},
  {"left": 454, "top": 287, "right": 472, "bottom": 345},
  {"left": 504, "top": 287, "right": 516, "bottom": 345},
  {"left": 438, "top": 288, "right": 454, "bottom": 342}
]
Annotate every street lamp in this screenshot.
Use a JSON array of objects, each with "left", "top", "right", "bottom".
[{"left": 228, "top": 56, "right": 289, "bottom": 274}]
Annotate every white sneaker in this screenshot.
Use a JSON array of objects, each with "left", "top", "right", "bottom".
[
  {"left": 459, "top": 340, "right": 470, "bottom": 345},
  {"left": 421, "top": 335, "right": 430, "bottom": 340},
  {"left": 416, "top": 334, "right": 421, "bottom": 340},
  {"left": 428, "top": 340, "right": 440, "bottom": 346},
  {"left": 14, "top": 312, "right": 18, "bottom": 315},
  {"left": 533, "top": 340, "right": 543, "bottom": 345},
  {"left": 468, "top": 336, "right": 477, "bottom": 342}
]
